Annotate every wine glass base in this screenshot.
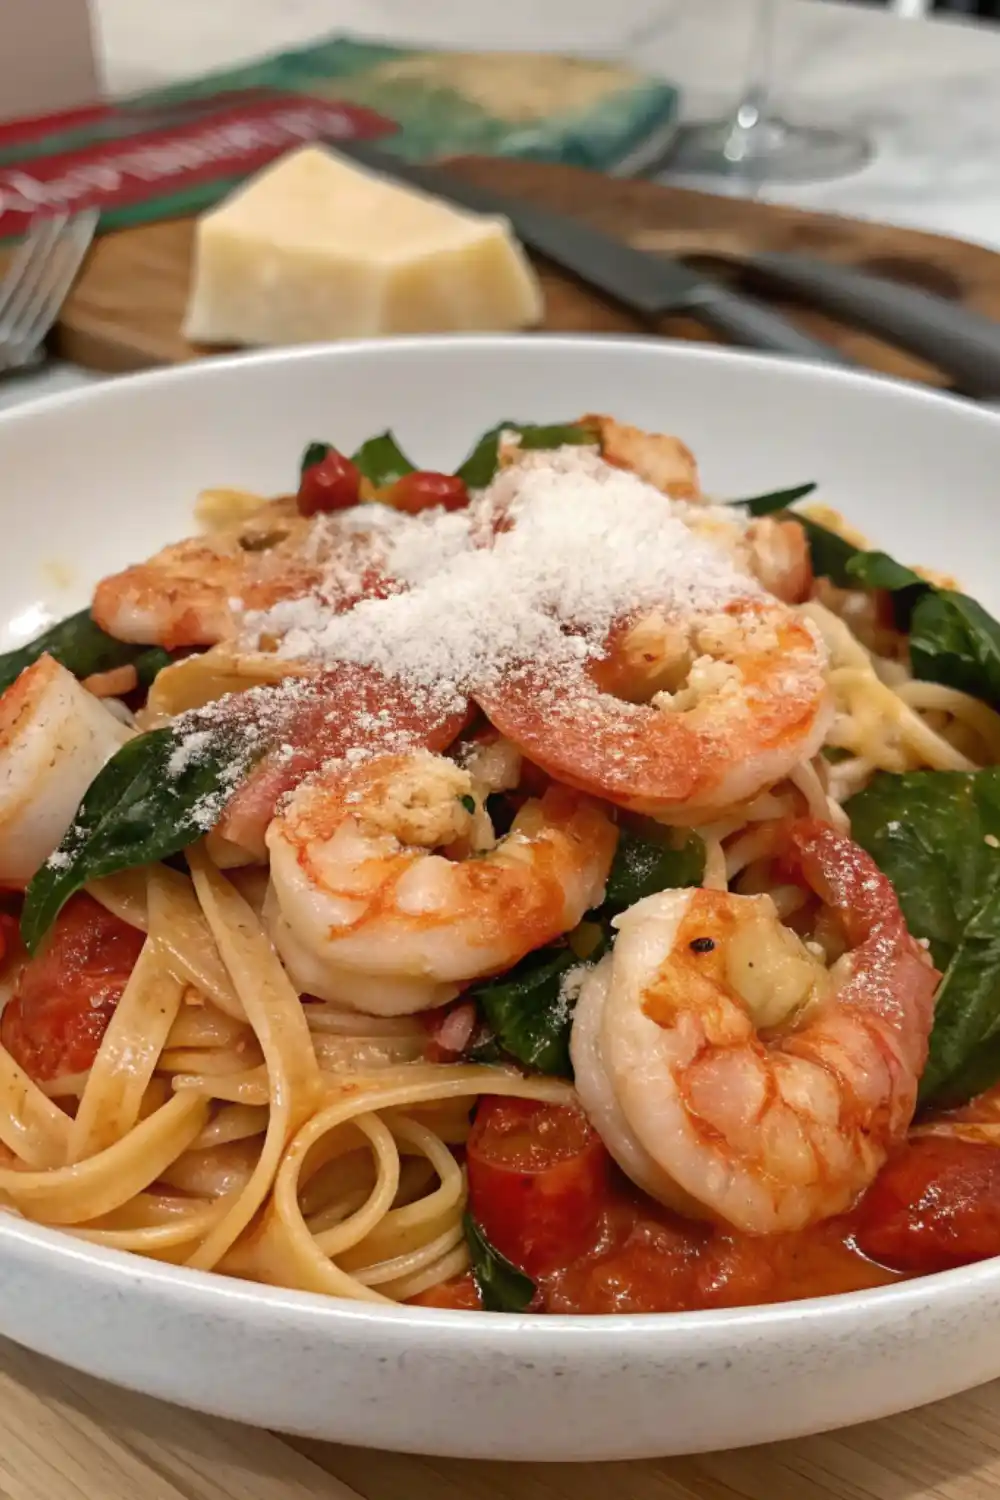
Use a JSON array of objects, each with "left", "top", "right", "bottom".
[{"left": 667, "top": 116, "right": 872, "bottom": 185}]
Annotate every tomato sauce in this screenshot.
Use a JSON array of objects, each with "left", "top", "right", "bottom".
[
  {"left": 415, "top": 1097, "right": 1000, "bottom": 1316},
  {"left": 1, "top": 893, "right": 144, "bottom": 1082},
  {"left": 417, "top": 1185, "right": 897, "bottom": 1316}
]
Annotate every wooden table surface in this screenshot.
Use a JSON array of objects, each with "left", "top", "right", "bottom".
[{"left": 5, "top": 1337, "right": 1000, "bottom": 1500}]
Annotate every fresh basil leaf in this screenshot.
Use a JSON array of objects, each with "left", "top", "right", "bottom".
[
  {"left": 602, "top": 827, "right": 705, "bottom": 918},
  {"left": 909, "top": 590, "right": 1000, "bottom": 709},
  {"left": 463, "top": 1212, "right": 536, "bottom": 1313},
  {"left": 846, "top": 768, "right": 1000, "bottom": 1104},
  {"left": 21, "top": 719, "right": 261, "bottom": 953},
  {"left": 469, "top": 946, "right": 579, "bottom": 1077},
  {"left": 299, "top": 441, "right": 331, "bottom": 477},
  {"left": 455, "top": 421, "right": 597, "bottom": 490},
  {"left": 0, "top": 609, "right": 156, "bottom": 696},
  {"left": 727, "top": 482, "right": 817, "bottom": 517},
  {"left": 350, "top": 430, "right": 415, "bottom": 489}
]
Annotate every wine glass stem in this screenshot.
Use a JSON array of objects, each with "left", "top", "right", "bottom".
[{"left": 735, "top": 0, "right": 777, "bottom": 133}]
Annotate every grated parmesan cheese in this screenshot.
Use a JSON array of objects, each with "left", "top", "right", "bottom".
[{"left": 241, "top": 447, "right": 759, "bottom": 708}]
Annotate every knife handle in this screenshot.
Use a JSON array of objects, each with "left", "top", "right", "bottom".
[
  {"left": 683, "top": 286, "right": 856, "bottom": 366},
  {"left": 747, "top": 253, "right": 1000, "bottom": 398}
]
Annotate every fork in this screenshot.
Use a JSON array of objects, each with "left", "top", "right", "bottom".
[{"left": 0, "top": 209, "right": 99, "bottom": 373}]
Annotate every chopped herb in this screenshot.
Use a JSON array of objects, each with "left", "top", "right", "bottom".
[{"left": 459, "top": 794, "right": 476, "bottom": 815}]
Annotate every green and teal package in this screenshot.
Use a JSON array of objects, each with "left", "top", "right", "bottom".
[
  {"left": 145, "top": 37, "right": 679, "bottom": 170},
  {"left": 0, "top": 36, "right": 679, "bottom": 240}
]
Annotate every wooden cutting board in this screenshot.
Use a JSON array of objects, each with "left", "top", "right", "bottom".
[{"left": 42, "top": 154, "right": 1000, "bottom": 387}]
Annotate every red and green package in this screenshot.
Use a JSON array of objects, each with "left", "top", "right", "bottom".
[{"left": 0, "top": 35, "right": 679, "bottom": 241}]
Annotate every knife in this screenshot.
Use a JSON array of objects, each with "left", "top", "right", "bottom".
[
  {"left": 331, "top": 141, "right": 854, "bottom": 367},
  {"left": 730, "top": 252, "right": 1000, "bottom": 399}
]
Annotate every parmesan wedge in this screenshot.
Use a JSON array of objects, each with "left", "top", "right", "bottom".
[{"left": 183, "top": 145, "right": 544, "bottom": 347}]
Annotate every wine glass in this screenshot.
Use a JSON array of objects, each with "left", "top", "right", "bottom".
[{"left": 667, "top": 0, "right": 872, "bottom": 184}]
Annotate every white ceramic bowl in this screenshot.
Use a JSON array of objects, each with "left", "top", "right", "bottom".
[{"left": 2, "top": 336, "right": 1000, "bottom": 1462}]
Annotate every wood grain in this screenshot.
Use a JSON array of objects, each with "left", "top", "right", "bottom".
[
  {"left": 4, "top": 1333, "right": 1000, "bottom": 1498},
  {"left": 30, "top": 155, "right": 1000, "bottom": 385}
]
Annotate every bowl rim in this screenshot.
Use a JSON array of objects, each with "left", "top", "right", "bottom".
[
  {"left": 2, "top": 332, "right": 999, "bottom": 435},
  {"left": 3, "top": 331, "right": 998, "bottom": 1343},
  {"left": 7, "top": 1206, "right": 1000, "bottom": 1342}
]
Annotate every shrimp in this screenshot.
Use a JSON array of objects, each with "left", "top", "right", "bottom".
[
  {"left": 264, "top": 748, "right": 617, "bottom": 1014},
  {"left": 211, "top": 664, "right": 470, "bottom": 863},
  {"left": 92, "top": 497, "right": 396, "bottom": 649},
  {"left": 671, "top": 505, "right": 812, "bottom": 606},
  {"left": 583, "top": 414, "right": 700, "bottom": 500},
  {"left": 571, "top": 820, "right": 939, "bottom": 1233},
  {"left": 0, "top": 655, "right": 132, "bottom": 886},
  {"left": 744, "top": 516, "right": 812, "bottom": 605},
  {"left": 479, "top": 598, "right": 832, "bottom": 823}
]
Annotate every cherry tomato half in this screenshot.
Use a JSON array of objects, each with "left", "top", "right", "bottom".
[
  {"left": 296, "top": 450, "right": 362, "bottom": 516},
  {"left": 1, "top": 893, "right": 145, "bottom": 1083},
  {"left": 467, "top": 1097, "right": 611, "bottom": 1277},
  {"left": 381, "top": 472, "right": 469, "bottom": 515},
  {"left": 854, "top": 1135, "right": 1000, "bottom": 1274}
]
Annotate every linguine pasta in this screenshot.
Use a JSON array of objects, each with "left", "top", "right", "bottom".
[{"left": 2, "top": 417, "right": 1000, "bottom": 1316}]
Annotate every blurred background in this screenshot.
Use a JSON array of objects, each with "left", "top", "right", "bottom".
[{"left": 4, "top": 0, "right": 1000, "bottom": 400}]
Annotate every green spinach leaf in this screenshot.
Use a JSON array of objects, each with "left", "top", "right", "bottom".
[
  {"left": 727, "top": 481, "right": 816, "bottom": 516},
  {"left": 602, "top": 826, "right": 705, "bottom": 917},
  {"left": 793, "top": 513, "right": 863, "bottom": 588},
  {"left": 455, "top": 421, "right": 598, "bottom": 489},
  {"left": 845, "top": 551, "right": 924, "bottom": 595},
  {"left": 468, "top": 946, "right": 579, "bottom": 1077},
  {"left": 134, "top": 647, "right": 173, "bottom": 691},
  {"left": 463, "top": 1212, "right": 536, "bottom": 1313},
  {"left": 846, "top": 768, "right": 1000, "bottom": 1104},
  {"left": 909, "top": 590, "right": 1000, "bottom": 708},
  {"left": 21, "top": 719, "right": 261, "bottom": 953},
  {"left": 350, "top": 430, "right": 416, "bottom": 489},
  {"left": 0, "top": 610, "right": 161, "bottom": 696}
]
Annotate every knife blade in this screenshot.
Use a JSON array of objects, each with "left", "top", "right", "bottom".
[
  {"left": 329, "top": 141, "right": 854, "bottom": 367},
  {"left": 732, "top": 252, "right": 1000, "bottom": 398}
]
